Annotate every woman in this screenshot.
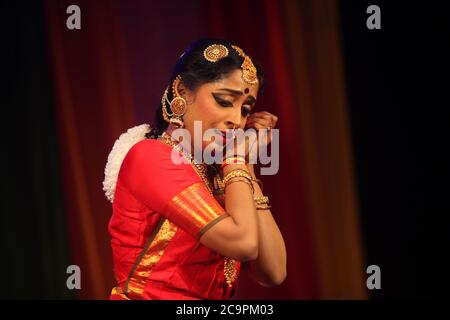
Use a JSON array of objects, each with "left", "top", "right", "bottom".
[{"left": 104, "top": 38, "right": 286, "bottom": 300}]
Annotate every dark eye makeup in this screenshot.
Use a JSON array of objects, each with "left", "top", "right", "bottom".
[{"left": 212, "top": 93, "right": 253, "bottom": 117}]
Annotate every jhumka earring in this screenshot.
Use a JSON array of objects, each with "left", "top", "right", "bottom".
[{"left": 161, "top": 75, "right": 187, "bottom": 128}]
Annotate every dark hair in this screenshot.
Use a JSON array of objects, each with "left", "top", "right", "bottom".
[{"left": 147, "top": 38, "right": 265, "bottom": 138}]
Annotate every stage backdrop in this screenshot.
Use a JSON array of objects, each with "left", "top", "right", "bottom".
[{"left": 44, "top": 0, "right": 366, "bottom": 299}]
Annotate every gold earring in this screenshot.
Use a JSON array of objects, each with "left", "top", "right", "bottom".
[{"left": 162, "top": 75, "right": 187, "bottom": 128}]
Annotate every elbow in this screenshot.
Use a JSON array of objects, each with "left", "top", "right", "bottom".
[
  {"left": 269, "top": 269, "right": 287, "bottom": 286},
  {"left": 237, "top": 241, "right": 258, "bottom": 262},
  {"left": 259, "top": 268, "right": 287, "bottom": 287}
]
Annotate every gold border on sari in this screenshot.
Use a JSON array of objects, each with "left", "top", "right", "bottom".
[
  {"left": 124, "top": 218, "right": 177, "bottom": 298},
  {"left": 164, "top": 182, "right": 227, "bottom": 238}
]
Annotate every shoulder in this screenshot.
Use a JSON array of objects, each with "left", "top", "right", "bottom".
[
  {"left": 117, "top": 138, "right": 203, "bottom": 211},
  {"left": 123, "top": 138, "right": 194, "bottom": 168},
  {"left": 125, "top": 138, "right": 171, "bottom": 160},
  {"left": 119, "top": 138, "right": 200, "bottom": 185}
]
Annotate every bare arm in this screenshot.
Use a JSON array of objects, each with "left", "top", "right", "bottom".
[
  {"left": 243, "top": 164, "right": 287, "bottom": 286},
  {"left": 199, "top": 163, "right": 259, "bottom": 262}
]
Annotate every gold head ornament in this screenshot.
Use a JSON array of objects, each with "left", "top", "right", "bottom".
[
  {"left": 232, "top": 45, "right": 258, "bottom": 85},
  {"left": 203, "top": 44, "right": 229, "bottom": 62},
  {"left": 202, "top": 43, "right": 258, "bottom": 85}
]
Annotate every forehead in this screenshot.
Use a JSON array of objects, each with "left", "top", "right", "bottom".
[{"left": 204, "top": 69, "right": 259, "bottom": 98}]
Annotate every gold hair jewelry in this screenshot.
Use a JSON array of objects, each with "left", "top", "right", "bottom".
[
  {"left": 161, "top": 86, "right": 171, "bottom": 123},
  {"left": 203, "top": 44, "right": 229, "bottom": 62},
  {"left": 202, "top": 43, "right": 258, "bottom": 85},
  {"left": 232, "top": 45, "right": 258, "bottom": 85}
]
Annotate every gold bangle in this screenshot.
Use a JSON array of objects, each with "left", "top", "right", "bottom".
[
  {"left": 222, "top": 169, "right": 253, "bottom": 186},
  {"left": 224, "top": 177, "right": 255, "bottom": 194},
  {"left": 256, "top": 205, "right": 272, "bottom": 210},
  {"left": 253, "top": 196, "right": 269, "bottom": 206}
]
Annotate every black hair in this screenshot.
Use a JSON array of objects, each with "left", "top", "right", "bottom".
[{"left": 147, "top": 38, "right": 265, "bottom": 138}]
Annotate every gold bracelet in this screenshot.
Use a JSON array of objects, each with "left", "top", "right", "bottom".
[
  {"left": 253, "top": 195, "right": 269, "bottom": 206},
  {"left": 223, "top": 169, "right": 253, "bottom": 186},
  {"left": 224, "top": 177, "right": 255, "bottom": 194}
]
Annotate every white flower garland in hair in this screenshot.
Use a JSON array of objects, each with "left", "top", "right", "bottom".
[{"left": 103, "top": 124, "right": 151, "bottom": 203}]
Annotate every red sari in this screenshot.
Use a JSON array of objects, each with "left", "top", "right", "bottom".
[{"left": 108, "top": 137, "right": 241, "bottom": 299}]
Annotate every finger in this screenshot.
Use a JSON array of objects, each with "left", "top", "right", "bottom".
[
  {"left": 248, "top": 113, "right": 277, "bottom": 124},
  {"left": 246, "top": 115, "right": 272, "bottom": 124},
  {"left": 246, "top": 119, "right": 271, "bottom": 129},
  {"left": 253, "top": 111, "right": 278, "bottom": 121},
  {"left": 253, "top": 111, "right": 277, "bottom": 119},
  {"left": 251, "top": 121, "right": 272, "bottom": 130},
  {"left": 246, "top": 117, "right": 272, "bottom": 128},
  {"left": 252, "top": 111, "right": 272, "bottom": 117}
]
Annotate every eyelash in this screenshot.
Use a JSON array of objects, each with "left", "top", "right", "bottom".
[{"left": 213, "top": 95, "right": 252, "bottom": 117}]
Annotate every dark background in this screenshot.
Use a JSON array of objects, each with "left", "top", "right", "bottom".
[{"left": 340, "top": 1, "right": 449, "bottom": 299}]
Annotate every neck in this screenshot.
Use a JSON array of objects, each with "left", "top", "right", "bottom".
[
  {"left": 165, "top": 123, "right": 178, "bottom": 138},
  {"left": 165, "top": 124, "right": 200, "bottom": 163}
]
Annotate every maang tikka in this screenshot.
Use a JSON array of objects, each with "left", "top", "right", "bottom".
[
  {"left": 203, "top": 43, "right": 258, "bottom": 85},
  {"left": 162, "top": 75, "right": 187, "bottom": 128}
]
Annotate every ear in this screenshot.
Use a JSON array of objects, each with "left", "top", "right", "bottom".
[{"left": 177, "top": 81, "right": 195, "bottom": 105}]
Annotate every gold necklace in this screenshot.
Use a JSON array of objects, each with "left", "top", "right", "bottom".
[
  {"left": 158, "top": 131, "right": 237, "bottom": 287},
  {"left": 159, "top": 132, "right": 211, "bottom": 190}
]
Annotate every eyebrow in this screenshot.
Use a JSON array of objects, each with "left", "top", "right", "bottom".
[
  {"left": 217, "top": 88, "right": 244, "bottom": 96},
  {"left": 216, "top": 88, "right": 256, "bottom": 105}
]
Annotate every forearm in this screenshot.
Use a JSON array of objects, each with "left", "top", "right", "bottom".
[
  {"left": 222, "top": 164, "right": 259, "bottom": 255},
  {"left": 244, "top": 164, "right": 287, "bottom": 286}
]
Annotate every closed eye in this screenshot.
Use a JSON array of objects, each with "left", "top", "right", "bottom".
[
  {"left": 212, "top": 93, "right": 233, "bottom": 107},
  {"left": 212, "top": 93, "right": 252, "bottom": 117}
]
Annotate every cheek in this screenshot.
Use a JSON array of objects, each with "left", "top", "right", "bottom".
[{"left": 195, "top": 98, "right": 223, "bottom": 125}]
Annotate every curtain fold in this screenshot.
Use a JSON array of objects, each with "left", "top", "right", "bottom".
[{"left": 44, "top": 0, "right": 135, "bottom": 299}]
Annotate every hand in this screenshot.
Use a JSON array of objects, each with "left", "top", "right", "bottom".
[
  {"left": 221, "top": 111, "right": 278, "bottom": 164},
  {"left": 244, "top": 111, "right": 278, "bottom": 155}
]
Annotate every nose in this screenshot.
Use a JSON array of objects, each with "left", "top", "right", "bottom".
[
  {"left": 225, "top": 109, "right": 243, "bottom": 129},
  {"left": 225, "top": 120, "right": 238, "bottom": 130}
]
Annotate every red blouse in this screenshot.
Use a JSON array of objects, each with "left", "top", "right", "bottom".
[{"left": 108, "top": 138, "right": 240, "bottom": 299}]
